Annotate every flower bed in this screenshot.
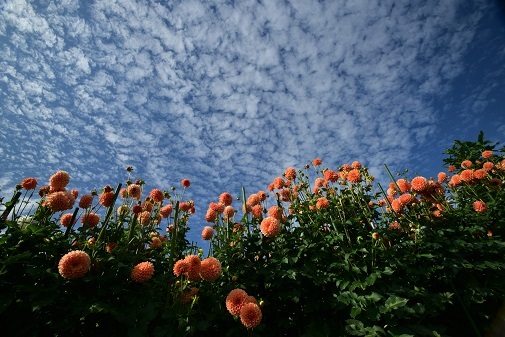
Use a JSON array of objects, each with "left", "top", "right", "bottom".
[{"left": 1, "top": 132, "right": 504, "bottom": 337}]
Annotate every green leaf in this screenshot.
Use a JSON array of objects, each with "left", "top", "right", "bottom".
[{"left": 380, "top": 296, "right": 408, "bottom": 313}]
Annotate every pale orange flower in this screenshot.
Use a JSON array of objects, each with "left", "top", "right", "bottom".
[
  {"left": 173, "top": 259, "right": 189, "bottom": 277},
  {"left": 60, "top": 213, "right": 75, "bottom": 228},
  {"left": 81, "top": 212, "right": 100, "bottom": 227},
  {"left": 460, "top": 169, "right": 474, "bottom": 182},
  {"left": 316, "top": 197, "right": 330, "bottom": 210},
  {"left": 346, "top": 169, "right": 362, "bottom": 183},
  {"left": 260, "top": 217, "right": 281, "bottom": 237},
  {"left": 312, "top": 158, "right": 322, "bottom": 166},
  {"left": 284, "top": 167, "right": 297, "bottom": 180},
  {"left": 21, "top": 177, "right": 38, "bottom": 190},
  {"left": 219, "top": 192, "right": 233, "bottom": 206},
  {"left": 351, "top": 161, "right": 362, "bottom": 169},
  {"left": 205, "top": 209, "right": 217, "bottom": 222},
  {"left": 473, "top": 200, "right": 487, "bottom": 213},
  {"left": 437, "top": 172, "right": 448, "bottom": 183},
  {"left": 49, "top": 171, "right": 70, "bottom": 190},
  {"left": 272, "top": 177, "right": 285, "bottom": 189},
  {"left": 448, "top": 174, "right": 462, "bottom": 187},
  {"left": 201, "top": 226, "right": 214, "bottom": 240},
  {"left": 481, "top": 150, "right": 493, "bottom": 159},
  {"left": 461, "top": 160, "right": 473, "bottom": 169},
  {"left": 184, "top": 255, "right": 201, "bottom": 281},
  {"left": 268, "top": 206, "right": 283, "bottom": 219},
  {"left": 240, "top": 302, "right": 262, "bottom": 329},
  {"left": 181, "top": 179, "right": 191, "bottom": 188},
  {"left": 226, "top": 289, "right": 249, "bottom": 316},
  {"left": 79, "top": 194, "right": 93, "bottom": 209},
  {"left": 473, "top": 169, "right": 487, "bottom": 180},
  {"left": 323, "top": 169, "right": 338, "bottom": 182},
  {"left": 44, "top": 191, "right": 75, "bottom": 212},
  {"left": 149, "top": 189, "right": 164, "bottom": 203},
  {"left": 483, "top": 162, "right": 494, "bottom": 171},
  {"left": 139, "top": 211, "right": 151, "bottom": 225},
  {"left": 127, "top": 184, "right": 142, "bottom": 199},
  {"left": 200, "top": 257, "right": 222, "bottom": 282},
  {"left": 251, "top": 204, "right": 263, "bottom": 218},
  {"left": 99, "top": 191, "right": 115, "bottom": 207},
  {"left": 58, "top": 250, "right": 91, "bottom": 279},
  {"left": 396, "top": 179, "right": 411, "bottom": 193},
  {"left": 411, "top": 176, "right": 428, "bottom": 193},
  {"left": 247, "top": 194, "right": 260, "bottom": 207},
  {"left": 131, "top": 261, "right": 154, "bottom": 283},
  {"left": 223, "top": 205, "right": 235, "bottom": 219},
  {"left": 160, "top": 204, "right": 173, "bottom": 218},
  {"left": 256, "top": 190, "right": 267, "bottom": 202}
]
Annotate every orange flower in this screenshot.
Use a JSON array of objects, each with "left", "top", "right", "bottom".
[
  {"left": 58, "top": 250, "right": 91, "bottom": 279},
  {"left": 483, "top": 162, "right": 494, "bottom": 171},
  {"left": 79, "top": 194, "right": 93, "bottom": 209},
  {"left": 437, "top": 172, "right": 448, "bottom": 183},
  {"left": 226, "top": 289, "right": 249, "bottom": 316},
  {"left": 81, "top": 212, "right": 100, "bottom": 227},
  {"left": 268, "top": 206, "right": 283, "bottom": 219},
  {"left": 247, "top": 194, "right": 260, "bottom": 207},
  {"left": 251, "top": 204, "right": 263, "bottom": 218},
  {"left": 139, "top": 211, "right": 151, "bottom": 225},
  {"left": 411, "top": 176, "right": 428, "bottom": 193},
  {"left": 181, "top": 179, "right": 191, "bottom": 188},
  {"left": 131, "top": 261, "right": 154, "bottom": 283},
  {"left": 396, "top": 179, "right": 411, "bottom": 193},
  {"left": 346, "top": 169, "right": 362, "bottom": 183},
  {"left": 482, "top": 150, "right": 493, "bottom": 159},
  {"left": 99, "top": 191, "right": 115, "bottom": 207},
  {"left": 240, "top": 302, "right": 262, "bottom": 329},
  {"left": 284, "top": 167, "right": 296, "bottom": 180},
  {"left": 372, "top": 232, "right": 380, "bottom": 240},
  {"left": 312, "top": 158, "right": 322, "bottom": 166},
  {"left": 387, "top": 187, "right": 398, "bottom": 197},
  {"left": 473, "top": 200, "right": 487, "bottom": 213},
  {"left": 316, "top": 197, "right": 330, "bottom": 210},
  {"left": 223, "top": 205, "right": 235, "bottom": 219},
  {"left": 461, "top": 160, "right": 473, "bottom": 169},
  {"left": 448, "top": 174, "right": 462, "bottom": 187},
  {"left": 272, "top": 177, "right": 285, "bottom": 189},
  {"left": 200, "top": 257, "right": 222, "bottom": 282},
  {"left": 391, "top": 199, "right": 403, "bottom": 213},
  {"left": 460, "top": 169, "right": 474, "bottom": 182},
  {"left": 260, "top": 217, "right": 281, "bottom": 237},
  {"left": 173, "top": 259, "right": 189, "bottom": 277},
  {"left": 60, "top": 213, "right": 76, "bottom": 227},
  {"left": 473, "top": 169, "right": 487, "bottom": 180},
  {"left": 184, "top": 255, "right": 201, "bottom": 281},
  {"left": 44, "top": 191, "right": 75, "bottom": 212},
  {"left": 149, "top": 189, "right": 164, "bottom": 203},
  {"left": 399, "top": 193, "right": 414, "bottom": 206},
  {"left": 448, "top": 165, "right": 456, "bottom": 172},
  {"left": 219, "top": 192, "right": 233, "bottom": 206},
  {"left": 49, "top": 171, "right": 70, "bottom": 190},
  {"left": 159, "top": 204, "right": 173, "bottom": 218},
  {"left": 256, "top": 190, "right": 267, "bottom": 202},
  {"left": 21, "top": 177, "right": 38, "bottom": 190},
  {"left": 205, "top": 209, "right": 217, "bottom": 222},
  {"left": 127, "top": 184, "right": 142, "bottom": 199},
  {"left": 201, "top": 226, "right": 214, "bottom": 240},
  {"left": 150, "top": 237, "right": 162, "bottom": 249},
  {"left": 209, "top": 202, "right": 225, "bottom": 213},
  {"left": 314, "top": 177, "right": 326, "bottom": 188},
  {"left": 323, "top": 169, "right": 338, "bottom": 182}
]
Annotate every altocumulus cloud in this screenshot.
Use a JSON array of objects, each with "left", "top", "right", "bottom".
[{"left": 1, "top": 0, "right": 504, "bottom": 242}]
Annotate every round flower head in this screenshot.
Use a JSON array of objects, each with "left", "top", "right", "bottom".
[
  {"left": 139, "top": 211, "right": 151, "bottom": 225},
  {"left": 240, "top": 302, "right": 262, "bottom": 329},
  {"left": 268, "top": 205, "right": 284, "bottom": 219},
  {"left": 473, "top": 169, "right": 487, "bottom": 180},
  {"left": 149, "top": 189, "right": 164, "bottom": 203},
  {"left": 159, "top": 204, "right": 173, "bottom": 218},
  {"left": 185, "top": 255, "right": 202, "bottom": 281},
  {"left": 131, "top": 261, "right": 154, "bottom": 283},
  {"left": 323, "top": 169, "right": 338, "bottom": 182},
  {"left": 120, "top": 188, "right": 128, "bottom": 198},
  {"left": 483, "top": 162, "right": 494, "bottom": 171},
  {"left": 49, "top": 171, "right": 70, "bottom": 190},
  {"left": 482, "top": 150, "right": 493, "bottom": 159},
  {"left": 127, "top": 184, "right": 142, "bottom": 199},
  {"left": 312, "top": 158, "right": 322, "bottom": 166},
  {"left": 256, "top": 190, "right": 267, "bottom": 202},
  {"left": 21, "top": 177, "right": 38, "bottom": 190},
  {"left": 200, "top": 257, "right": 222, "bottom": 282},
  {"left": 247, "top": 194, "right": 260, "bottom": 207},
  {"left": 351, "top": 161, "right": 362, "bottom": 169},
  {"left": 346, "top": 169, "right": 362, "bottom": 183},
  {"left": 226, "top": 289, "right": 249, "bottom": 316},
  {"left": 437, "top": 172, "right": 448, "bottom": 183},
  {"left": 398, "top": 193, "right": 414, "bottom": 206},
  {"left": 81, "top": 212, "right": 100, "bottom": 227},
  {"left": 260, "top": 217, "right": 281, "bottom": 237},
  {"left": 284, "top": 167, "right": 296, "bottom": 180},
  {"left": 173, "top": 259, "right": 189, "bottom": 277},
  {"left": 58, "top": 250, "right": 91, "bottom": 279},
  {"left": 181, "top": 179, "right": 191, "bottom": 188},
  {"left": 201, "top": 226, "right": 214, "bottom": 240},
  {"left": 79, "top": 194, "right": 93, "bottom": 209},
  {"left": 219, "top": 192, "right": 233, "bottom": 206},
  {"left": 473, "top": 200, "right": 487, "bottom": 213},
  {"left": 251, "top": 204, "right": 263, "bottom": 218},
  {"left": 99, "top": 191, "right": 115, "bottom": 207},
  {"left": 396, "top": 179, "right": 411, "bottom": 192},
  {"left": 60, "top": 213, "right": 76, "bottom": 228},
  {"left": 272, "top": 177, "right": 285, "bottom": 189},
  {"left": 44, "top": 191, "right": 75, "bottom": 212},
  {"left": 460, "top": 169, "right": 474, "bottom": 182},
  {"left": 117, "top": 205, "right": 129, "bottom": 216},
  {"left": 461, "top": 160, "right": 473, "bottom": 169},
  {"left": 448, "top": 175, "right": 462, "bottom": 187},
  {"left": 316, "top": 197, "right": 329, "bottom": 210},
  {"left": 411, "top": 176, "right": 429, "bottom": 193},
  {"left": 150, "top": 237, "right": 162, "bottom": 249},
  {"left": 315, "top": 177, "right": 327, "bottom": 188},
  {"left": 223, "top": 205, "right": 235, "bottom": 219},
  {"left": 205, "top": 209, "right": 217, "bottom": 222}
]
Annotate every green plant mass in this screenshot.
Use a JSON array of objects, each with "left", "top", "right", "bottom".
[{"left": 1, "top": 133, "right": 504, "bottom": 337}]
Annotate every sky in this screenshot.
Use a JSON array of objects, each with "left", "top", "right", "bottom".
[{"left": 1, "top": 0, "right": 504, "bottom": 245}]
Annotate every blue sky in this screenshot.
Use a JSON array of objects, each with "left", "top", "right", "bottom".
[{"left": 1, "top": 0, "right": 504, "bottom": 245}]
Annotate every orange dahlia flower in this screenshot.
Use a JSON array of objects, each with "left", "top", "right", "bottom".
[
  {"left": 240, "top": 302, "right": 262, "bottom": 329},
  {"left": 226, "top": 289, "right": 249, "bottom": 316},
  {"left": 58, "top": 250, "right": 91, "bottom": 279},
  {"left": 131, "top": 261, "right": 154, "bottom": 282}
]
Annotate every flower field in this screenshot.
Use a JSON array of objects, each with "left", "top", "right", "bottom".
[{"left": 1, "top": 132, "right": 504, "bottom": 337}]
